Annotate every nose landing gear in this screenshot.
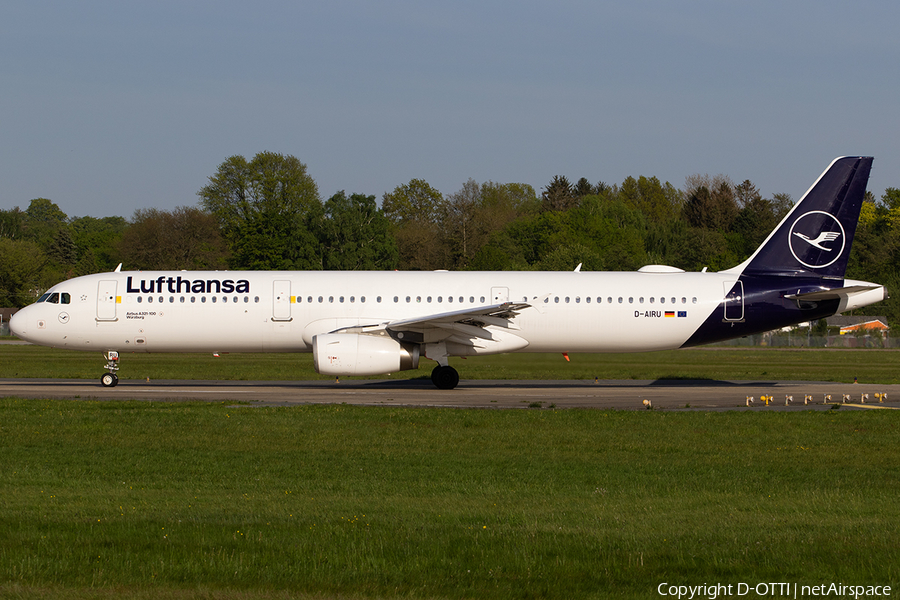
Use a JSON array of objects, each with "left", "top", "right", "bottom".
[{"left": 101, "top": 351, "right": 119, "bottom": 387}]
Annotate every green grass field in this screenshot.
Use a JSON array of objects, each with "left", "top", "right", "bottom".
[
  {"left": 1, "top": 399, "right": 899, "bottom": 599},
  {"left": 2, "top": 347, "right": 899, "bottom": 598},
  {"left": 2, "top": 344, "right": 899, "bottom": 384}
]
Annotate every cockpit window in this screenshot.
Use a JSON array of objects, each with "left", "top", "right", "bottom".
[
  {"left": 61, "top": 293, "right": 71, "bottom": 304},
  {"left": 47, "top": 293, "right": 60, "bottom": 304},
  {"left": 37, "top": 293, "right": 51, "bottom": 303}
]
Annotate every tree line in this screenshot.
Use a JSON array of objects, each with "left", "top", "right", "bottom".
[{"left": 3, "top": 151, "right": 899, "bottom": 324}]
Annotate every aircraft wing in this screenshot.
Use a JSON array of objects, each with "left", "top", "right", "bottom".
[
  {"left": 384, "top": 301, "right": 532, "bottom": 349},
  {"left": 386, "top": 302, "right": 531, "bottom": 329},
  {"left": 325, "top": 301, "right": 532, "bottom": 349}
]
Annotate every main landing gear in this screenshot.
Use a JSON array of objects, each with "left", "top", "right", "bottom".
[
  {"left": 101, "top": 351, "right": 119, "bottom": 387},
  {"left": 431, "top": 365, "right": 460, "bottom": 390}
]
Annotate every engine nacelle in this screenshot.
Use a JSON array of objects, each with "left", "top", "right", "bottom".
[{"left": 312, "top": 333, "right": 419, "bottom": 376}]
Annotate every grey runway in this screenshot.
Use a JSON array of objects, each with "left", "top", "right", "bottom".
[{"left": 2, "top": 378, "right": 898, "bottom": 410}]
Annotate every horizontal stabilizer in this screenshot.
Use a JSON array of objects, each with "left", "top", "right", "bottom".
[
  {"left": 784, "top": 285, "right": 882, "bottom": 302},
  {"left": 785, "top": 281, "right": 886, "bottom": 313}
]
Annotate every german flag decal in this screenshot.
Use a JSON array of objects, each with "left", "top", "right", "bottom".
[{"left": 665, "top": 311, "right": 675, "bottom": 318}]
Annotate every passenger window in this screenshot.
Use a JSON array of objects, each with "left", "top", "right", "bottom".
[
  {"left": 201, "top": 297, "right": 206, "bottom": 303},
  {"left": 329, "top": 296, "right": 334, "bottom": 303},
  {"left": 639, "top": 297, "right": 644, "bottom": 304},
  {"left": 586, "top": 297, "right": 591, "bottom": 303},
  {"left": 318, "top": 296, "right": 324, "bottom": 303},
  {"left": 416, "top": 296, "right": 422, "bottom": 303},
  {"left": 360, "top": 296, "right": 365, "bottom": 303},
  {"left": 148, "top": 296, "right": 153, "bottom": 303},
  {"left": 170, "top": 297, "right": 175, "bottom": 303},
  {"left": 137, "top": 297, "right": 143, "bottom": 304},
  {"left": 629, "top": 297, "right": 634, "bottom": 304},
  {"left": 565, "top": 297, "right": 570, "bottom": 303},
  {"left": 254, "top": 296, "right": 260, "bottom": 303},
  {"left": 480, "top": 296, "right": 485, "bottom": 303},
  {"left": 212, "top": 297, "right": 217, "bottom": 303},
  {"left": 692, "top": 297, "right": 698, "bottom": 304},
  {"left": 682, "top": 297, "right": 687, "bottom": 304},
  {"left": 649, "top": 297, "right": 655, "bottom": 304},
  {"left": 608, "top": 297, "right": 613, "bottom": 304},
  {"left": 469, "top": 296, "right": 475, "bottom": 303},
  {"left": 406, "top": 296, "right": 411, "bottom": 303},
  {"left": 554, "top": 297, "right": 559, "bottom": 303},
  {"left": 191, "top": 297, "right": 196, "bottom": 303},
  {"left": 659, "top": 297, "right": 664, "bottom": 304},
  {"left": 180, "top": 297, "right": 185, "bottom": 303},
  {"left": 233, "top": 296, "right": 238, "bottom": 303}
]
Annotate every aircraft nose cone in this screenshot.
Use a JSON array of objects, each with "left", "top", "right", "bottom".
[{"left": 9, "top": 309, "right": 26, "bottom": 338}]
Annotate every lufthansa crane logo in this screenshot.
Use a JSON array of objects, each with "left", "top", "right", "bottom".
[{"left": 788, "top": 211, "right": 845, "bottom": 269}]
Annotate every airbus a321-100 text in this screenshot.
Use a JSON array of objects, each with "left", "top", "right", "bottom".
[{"left": 11, "top": 157, "right": 887, "bottom": 389}]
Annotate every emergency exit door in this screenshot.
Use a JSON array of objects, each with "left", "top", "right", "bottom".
[{"left": 273, "top": 280, "right": 292, "bottom": 321}]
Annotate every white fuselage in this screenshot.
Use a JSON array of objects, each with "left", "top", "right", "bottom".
[{"left": 12, "top": 269, "right": 730, "bottom": 355}]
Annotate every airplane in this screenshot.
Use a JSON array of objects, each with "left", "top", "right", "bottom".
[{"left": 10, "top": 156, "right": 887, "bottom": 390}]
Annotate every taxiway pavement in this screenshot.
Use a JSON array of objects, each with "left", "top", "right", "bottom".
[{"left": 2, "top": 378, "right": 898, "bottom": 411}]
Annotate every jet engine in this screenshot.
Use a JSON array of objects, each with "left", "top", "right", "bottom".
[{"left": 312, "top": 333, "right": 420, "bottom": 376}]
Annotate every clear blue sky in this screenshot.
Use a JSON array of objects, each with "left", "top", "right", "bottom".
[{"left": 2, "top": 1, "right": 898, "bottom": 219}]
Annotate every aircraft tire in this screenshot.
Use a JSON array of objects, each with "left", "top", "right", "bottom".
[
  {"left": 101, "top": 373, "right": 118, "bottom": 388},
  {"left": 431, "top": 365, "right": 459, "bottom": 390}
]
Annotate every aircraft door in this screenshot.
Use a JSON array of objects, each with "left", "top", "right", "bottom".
[
  {"left": 273, "top": 280, "right": 292, "bottom": 321},
  {"left": 723, "top": 281, "right": 744, "bottom": 321},
  {"left": 491, "top": 287, "right": 509, "bottom": 304},
  {"left": 96, "top": 280, "right": 118, "bottom": 321}
]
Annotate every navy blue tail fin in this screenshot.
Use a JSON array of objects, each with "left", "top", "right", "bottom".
[{"left": 732, "top": 156, "right": 873, "bottom": 279}]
